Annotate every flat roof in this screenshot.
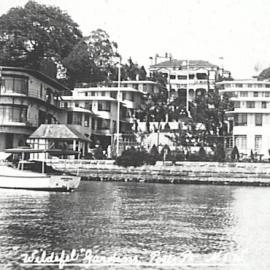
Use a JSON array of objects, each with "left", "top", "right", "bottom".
[
  {"left": 73, "top": 87, "right": 144, "bottom": 93},
  {"left": 217, "top": 80, "right": 270, "bottom": 84},
  {"left": 0, "top": 66, "right": 69, "bottom": 91}
]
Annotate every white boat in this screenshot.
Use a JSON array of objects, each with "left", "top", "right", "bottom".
[{"left": 0, "top": 148, "right": 81, "bottom": 192}]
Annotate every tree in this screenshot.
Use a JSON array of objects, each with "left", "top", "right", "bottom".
[
  {"left": 0, "top": 1, "right": 82, "bottom": 72},
  {"left": 63, "top": 29, "right": 119, "bottom": 85},
  {"left": 258, "top": 67, "right": 270, "bottom": 81},
  {"left": 137, "top": 87, "right": 168, "bottom": 132},
  {"left": 120, "top": 58, "right": 147, "bottom": 81}
]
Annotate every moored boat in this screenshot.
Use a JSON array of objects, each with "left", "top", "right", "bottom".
[{"left": 0, "top": 148, "right": 81, "bottom": 192}]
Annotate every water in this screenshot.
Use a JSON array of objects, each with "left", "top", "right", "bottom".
[{"left": 0, "top": 182, "right": 270, "bottom": 269}]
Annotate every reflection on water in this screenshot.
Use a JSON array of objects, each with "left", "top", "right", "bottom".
[{"left": 0, "top": 182, "right": 270, "bottom": 269}]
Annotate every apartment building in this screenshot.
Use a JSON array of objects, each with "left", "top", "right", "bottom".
[
  {"left": 61, "top": 83, "right": 145, "bottom": 151},
  {"left": 218, "top": 80, "right": 270, "bottom": 158},
  {"left": 0, "top": 66, "right": 68, "bottom": 151},
  {"left": 150, "top": 59, "right": 231, "bottom": 113}
]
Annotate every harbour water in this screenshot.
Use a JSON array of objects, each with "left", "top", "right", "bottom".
[{"left": 0, "top": 182, "right": 270, "bottom": 269}]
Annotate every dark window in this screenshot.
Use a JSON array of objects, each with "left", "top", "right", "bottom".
[
  {"left": 234, "top": 114, "right": 247, "bottom": 126},
  {"left": 253, "top": 92, "right": 259, "bottom": 97},
  {"left": 255, "top": 114, "right": 263, "bottom": 126},
  {"left": 67, "top": 112, "right": 72, "bottom": 124},
  {"left": 246, "top": 101, "right": 255, "bottom": 108},
  {"left": 262, "top": 102, "right": 267, "bottom": 108},
  {"left": 170, "top": 75, "right": 176, "bottom": 80},
  {"left": 196, "top": 73, "right": 207, "bottom": 80},
  {"left": 189, "top": 74, "right": 195, "bottom": 79},
  {"left": 110, "top": 92, "right": 117, "bottom": 99},
  {"left": 98, "top": 101, "right": 111, "bottom": 112},
  {"left": 177, "top": 75, "right": 187, "bottom": 80}
]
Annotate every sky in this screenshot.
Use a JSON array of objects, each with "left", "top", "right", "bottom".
[{"left": 1, "top": 0, "right": 270, "bottom": 78}]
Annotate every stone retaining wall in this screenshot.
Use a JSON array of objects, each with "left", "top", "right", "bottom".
[{"left": 47, "top": 160, "right": 270, "bottom": 186}]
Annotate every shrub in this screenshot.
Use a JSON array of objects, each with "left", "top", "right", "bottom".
[
  {"left": 231, "top": 146, "right": 240, "bottom": 161},
  {"left": 150, "top": 144, "right": 160, "bottom": 160},
  {"left": 214, "top": 143, "right": 225, "bottom": 162},
  {"left": 198, "top": 146, "right": 207, "bottom": 161},
  {"left": 115, "top": 148, "right": 156, "bottom": 167},
  {"left": 94, "top": 146, "right": 106, "bottom": 160}
]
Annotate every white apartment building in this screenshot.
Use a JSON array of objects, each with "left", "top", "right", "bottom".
[
  {"left": 218, "top": 80, "right": 270, "bottom": 159},
  {"left": 61, "top": 84, "right": 145, "bottom": 151},
  {"left": 150, "top": 59, "right": 231, "bottom": 113}
]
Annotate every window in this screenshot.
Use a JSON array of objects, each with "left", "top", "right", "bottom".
[
  {"left": 97, "top": 119, "right": 110, "bottom": 130},
  {"left": 196, "top": 73, "right": 207, "bottom": 80},
  {"left": 40, "top": 84, "right": 43, "bottom": 99},
  {"left": 240, "top": 91, "right": 248, "bottom": 97},
  {"left": 265, "top": 92, "right": 270, "bottom": 97},
  {"left": 85, "top": 102, "right": 92, "bottom": 111},
  {"left": 262, "top": 102, "right": 267, "bottom": 108},
  {"left": 266, "top": 84, "right": 270, "bottom": 88},
  {"left": 258, "top": 84, "right": 263, "bottom": 88},
  {"left": 177, "top": 75, "right": 187, "bottom": 80},
  {"left": 0, "top": 105, "right": 27, "bottom": 123},
  {"left": 75, "top": 103, "right": 79, "bottom": 107},
  {"left": 248, "top": 84, "right": 253, "bottom": 88},
  {"left": 234, "top": 101, "right": 240, "bottom": 108},
  {"left": 2, "top": 76, "right": 28, "bottom": 95},
  {"left": 91, "top": 91, "right": 95, "bottom": 96},
  {"left": 170, "top": 75, "right": 176, "bottom": 80},
  {"left": 64, "top": 102, "right": 68, "bottom": 108},
  {"left": 110, "top": 92, "right": 117, "bottom": 99},
  {"left": 189, "top": 74, "right": 195, "bottom": 79},
  {"left": 253, "top": 92, "right": 259, "bottom": 97},
  {"left": 98, "top": 101, "right": 111, "bottom": 112},
  {"left": 255, "top": 135, "right": 262, "bottom": 153},
  {"left": 236, "top": 84, "right": 243, "bottom": 88},
  {"left": 84, "top": 116, "right": 89, "bottom": 127},
  {"left": 122, "top": 93, "right": 126, "bottom": 100},
  {"left": 255, "top": 114, "right": 263, "bottom": 126},
  {"left": 235, "top": 114, "right": 247, "bottom": 126},
  {"left": 246, "top": 101, "right": 255, "bottom": 108},
  {"left": 73, "top": 113, "right": 82, "bottom": 125},
  {"left": 101, "top": 91, "right": 106, "bottom": 96},
  {"left": 85, "top": 92, "right": 88, "bottom": 96},
  {"left": 235, "top": 135, "right": 247, "bottom": 150}
]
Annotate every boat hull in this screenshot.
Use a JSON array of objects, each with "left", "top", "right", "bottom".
[{"left": 0, "top": 165, "right": 80, "bottom": 192}]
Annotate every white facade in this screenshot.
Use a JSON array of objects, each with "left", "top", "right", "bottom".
[
  {"left": 218, "top": 80, "right": 270, "bottom": 158},
  {"left": 61, "top": 86, "right": 143, "bottom": 137},
  {"left": 150, "top": 59, "right": 231, "bottom": 113}
]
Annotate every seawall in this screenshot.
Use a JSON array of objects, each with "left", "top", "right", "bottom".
[{"left": 47, "top": 160, "right": 270, "bottom": 186}]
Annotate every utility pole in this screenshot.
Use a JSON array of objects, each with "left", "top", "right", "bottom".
[{"left": 116, "top": 58, "right": 121, "bottom": 156}]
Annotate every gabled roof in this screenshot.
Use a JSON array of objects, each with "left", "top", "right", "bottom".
[
  {"left": 150, "top": 59, "right": 218, "bottom": 69},
  {"left": 29, "top": 124, "right": 90, "bottom": 141}
]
